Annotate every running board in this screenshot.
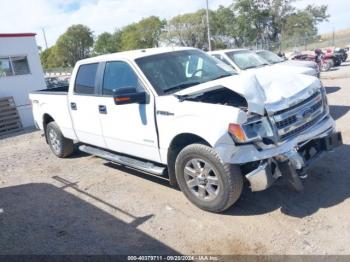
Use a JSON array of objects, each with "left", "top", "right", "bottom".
[{"left": 79, "top": 145, "right": 166, "bottom": 176}]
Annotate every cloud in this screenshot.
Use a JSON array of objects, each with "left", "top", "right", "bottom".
[{"left": 1, "top": 0, "right": 232, "bottom": 48}]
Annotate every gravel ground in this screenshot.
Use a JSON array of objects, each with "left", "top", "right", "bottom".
[{"left": 0, "top": 62, "right": 350, "bottom": 255}]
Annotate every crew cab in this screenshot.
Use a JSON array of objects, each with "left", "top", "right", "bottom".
[
  {"left": 209, "top": 49, "right": 319, "bottom": 77},
  {"left": 30, "top": 47, "right": 342, "bottom": 212}
]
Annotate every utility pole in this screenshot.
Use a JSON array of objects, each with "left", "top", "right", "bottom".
[
  {"left": 205, "top": 0, "right": 212, "bottom": 51},
  {"left": 332, "top": 28, "right": 335, "bottom": 46},
  {"left": 42, "top": 28, "right": 48, "bottom": 50}
]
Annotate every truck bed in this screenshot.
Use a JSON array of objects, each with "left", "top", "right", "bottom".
[
  {"left": 29, "top": 85, "right": 76, "bottom": 140},
  {"left": 31, "top": 85, "right": 69, "bottom": 95}
]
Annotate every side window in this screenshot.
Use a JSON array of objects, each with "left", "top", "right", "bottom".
[
  {"left": 11, "top": 56, "right": 30, "bottom": 75},
  {"left": 102, "top": 61, "right": 143, "bottom": 95},
  {"left": 74, "top": 63, "right": 98, "bottom": 95},
  {"left": 0, "top": 56, "right": 30, "bottom": 77},
  {"left": 0, "top": 58, "right": 13, "bottom": 77}
]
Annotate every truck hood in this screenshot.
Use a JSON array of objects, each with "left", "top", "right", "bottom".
[
  {"left": 256, "top": 63, "right": 316, "bottom": 76},
  {"left": 281, "top": 60, "right": 317, "bottom": 69},
  {"left": 175, "top": 71, "right": 321, "bottom": 115}
]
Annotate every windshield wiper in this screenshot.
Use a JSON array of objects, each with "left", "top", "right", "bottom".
[{"left": 163, "top": 81, "right": 201, "bottom": 94}]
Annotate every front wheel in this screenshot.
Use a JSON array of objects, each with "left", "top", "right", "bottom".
[
  {"left": 321, "top": 60, "right": 332, "bottom": 71},
  {"left": 175, "top": 144, "right": 243, "bottom": 213},
  {"left": 46, "top": 121, "right": 74, "bottom": 158}
]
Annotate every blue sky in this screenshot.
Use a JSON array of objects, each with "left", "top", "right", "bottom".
[
  {"left": 59, "top": 1, "right": 81, "bottom": 12},
  {"left": 295, "top": 0, "right": 350, "bottom": 34},
  {"left": 0, "top": 0, "right": 348, "bottom": 48}
]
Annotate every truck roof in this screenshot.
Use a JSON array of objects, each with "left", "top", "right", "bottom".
[{"left": 78, "top": 46, "right": 196, "bottom": 65}]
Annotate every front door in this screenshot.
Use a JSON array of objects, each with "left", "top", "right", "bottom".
[{"left": 97, "top": 61, "right": 160, "bottom": 162}]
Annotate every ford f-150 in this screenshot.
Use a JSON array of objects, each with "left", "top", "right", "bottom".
[{"left": 30, "top": 47, "right": 342, "bottom": 212}]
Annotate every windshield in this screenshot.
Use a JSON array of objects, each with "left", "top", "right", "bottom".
[
  {"left": 225, "top": 50, "right": 269, "bottom": 70},
  {"left": 256, "top": 50, "right": 284, "bottom": 64},
  {"left": 135, "top": 50, "right": 235, "bottom": 95}
]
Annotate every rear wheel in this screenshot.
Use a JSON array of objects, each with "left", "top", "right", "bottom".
[
  {"left": 175, "top": 144, "right": 243, "bottom": 213},
  {"left": 46, "top": 121, "right": 74, "bottom": 158}
]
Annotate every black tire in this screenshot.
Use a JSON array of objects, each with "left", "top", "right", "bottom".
[
  {"left": 46, "top": 121, "right": 74, "bottom": 158},
  {"left": 175, "top": 144, "right": 243, "bottom": 213}
]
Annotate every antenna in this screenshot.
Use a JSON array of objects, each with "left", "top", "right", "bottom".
[
  {"left": 205, "top": 0, "right": 212, "bottom": 51},
  {"left": 42, "top": 28, "right": 48, "bottom": 49}
]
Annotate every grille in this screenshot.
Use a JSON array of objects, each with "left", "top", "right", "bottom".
[
  {"left": 275, "top": 100, "right": 323, "bottom": 129},
  {"left": 272, "top": 91, "right": 325, "bottom": 141},
  {"left": 280, "top": 113, "right": 323, "bottom": 140},
  {"left": 275, "top": 115, "right": 297, "bottom": 129}
]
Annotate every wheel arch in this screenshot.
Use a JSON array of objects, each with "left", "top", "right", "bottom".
[
  {"left": 167, "top": 133, "right": 211, "bottom": 187},
  {"left": 43, "top": 113, "right": 55, "bottom": 143}
]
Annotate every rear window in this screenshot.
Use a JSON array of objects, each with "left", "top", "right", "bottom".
[{"left": 74, "top": 63, "right": 98, "bottom": 94}]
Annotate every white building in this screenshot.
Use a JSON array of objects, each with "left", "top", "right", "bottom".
[{"left": 0, "top": 33, "right": 46, "bottom": 128}]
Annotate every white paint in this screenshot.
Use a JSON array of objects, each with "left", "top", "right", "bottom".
[
  {"left": 30, "top": 47, "right": 330, "bottom": 167},
  {"left": 208, "top": 49, "right": 317, "bottom": 77},
  {"left": 0, "top": 35, "right": 46, "bottom": 128}
]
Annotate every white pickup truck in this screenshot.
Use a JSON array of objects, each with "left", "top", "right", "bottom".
[{"left": 30, "top": 47, "right": 342, "bottom": 212}]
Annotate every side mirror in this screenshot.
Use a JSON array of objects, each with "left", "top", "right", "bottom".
[{"left": 113, "top": 87, "right": 149, "bottom": 105}]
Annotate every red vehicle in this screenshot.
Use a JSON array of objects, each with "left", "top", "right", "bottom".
[{"left": 292, "top": 49, "right": 332, "bottom": 72}]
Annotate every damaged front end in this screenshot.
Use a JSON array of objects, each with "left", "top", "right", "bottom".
[
  {"left": 175, "top": 71, "right": 343, "bottom": 192},
  {"left": 212, "top": 79, "right": 342, "bottom": 192},
  {"left": 237, "top": 85, "right": 343, "bottom": 192},
  {"left": 245, "top": 131, "right": 342, "bottom": 191}
]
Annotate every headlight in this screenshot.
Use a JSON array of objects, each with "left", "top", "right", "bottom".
[{"left": 228, "top": 117, "right": 274, "bottom": 143}]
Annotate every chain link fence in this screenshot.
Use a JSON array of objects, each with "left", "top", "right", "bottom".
[{"left": 245, "top": 34, "right": 350, "bottom": 54}]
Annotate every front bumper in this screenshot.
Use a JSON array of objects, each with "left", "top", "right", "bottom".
[
  {"left": 216, "top": 114, "right": 335, "bottom": 165},
  {"left": 215, "top": 113, "right": 341, "bottom": 192},
  {"left": 245, "top": 131, "right": 343, "bottom": 191}
]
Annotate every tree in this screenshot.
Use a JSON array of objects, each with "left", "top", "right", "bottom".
[
  {"left": 161, "top": 10, "right": 208, "bottom": 49},
  {"left": 93, "top": 31, "right": 122, "bottom": 55},
  {"left": 40, "top": 46, "right": 63, "bottom": 69},
  {"left": 56, "top": 24, "right": 94, "bottom": 66},
  {"left": 119, "top": 16, "right": 165, "bottom": 51},
  {"left": 211, "top": 6, "right": 242, "bottom": 48},
  {"left": 305, "top": 4, "right": 329, "bottom": 24},
  {"left": 230, "top": 0, "right": 329, "bottom": 48},
  {"left": 282, "top": 4, "right": 329, "bottom": 41}
]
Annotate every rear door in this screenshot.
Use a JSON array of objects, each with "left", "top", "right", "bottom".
[
  {"left": 96, "top": 60, "right": 160, "bottom": 162},
  {"left": 68, "top": 63, "right": 106, "bottom": 147}
]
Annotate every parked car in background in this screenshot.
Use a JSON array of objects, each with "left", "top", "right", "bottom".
[
  {"left": 255, "top": 50, "right": 320, "bottom": 78},
  {"left": 209, "top": 49, "right": 319, "bottom": 78},
  {"left": 30, "top": 47, "right": 342, "bottom": 212},
  {"left": 291, "top": 50, "right": 332, "bottom": 72}
]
